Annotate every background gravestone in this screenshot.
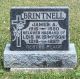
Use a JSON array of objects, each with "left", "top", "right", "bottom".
[
  {"left": 4, "top": 7, "right": 77, "bottom": 70},
  {"left": 10, "top": 7, "right": 69, "bottom": 50}
]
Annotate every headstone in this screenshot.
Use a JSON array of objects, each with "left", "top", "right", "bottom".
[
  {"left": 10, "top": 7, "right": 69, "bottom": 50},
  {"left": 4, "top": 7, "right": 77, "bottom": 70}
]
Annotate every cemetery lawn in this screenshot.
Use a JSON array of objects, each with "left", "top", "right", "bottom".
[{"left": 0, "top": 0, "right": 80, "bottom": 78}]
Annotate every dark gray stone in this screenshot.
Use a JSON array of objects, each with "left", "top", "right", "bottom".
[{"left": 10, "top": 7, "right": 69, "bottom": 50}]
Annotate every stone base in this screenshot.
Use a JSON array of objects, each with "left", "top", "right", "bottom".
[
  {"left": 11, "top": 68, "right": 73, "bottom": 72},
  {"left": 4, "top": 43, "right": 77, "bottom": 69}
]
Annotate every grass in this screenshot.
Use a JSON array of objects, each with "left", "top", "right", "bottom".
[
  {"left": 0, "top": 70, "right": 80, "bottom": 79},
  {"left": 0, "top": 0, "right": 80, "bottom": 78}
]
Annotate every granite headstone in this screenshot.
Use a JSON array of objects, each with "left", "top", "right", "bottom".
[
  {"left": 10, "top": 7, "right": 69, "bottom": 50},
  {"left": 4, "top": 7, "right": 77, "bottom": 70}
]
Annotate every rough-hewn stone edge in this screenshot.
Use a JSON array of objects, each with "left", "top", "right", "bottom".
[{"left": 4, "top": 43, "right": 77, "bottom": 68}]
